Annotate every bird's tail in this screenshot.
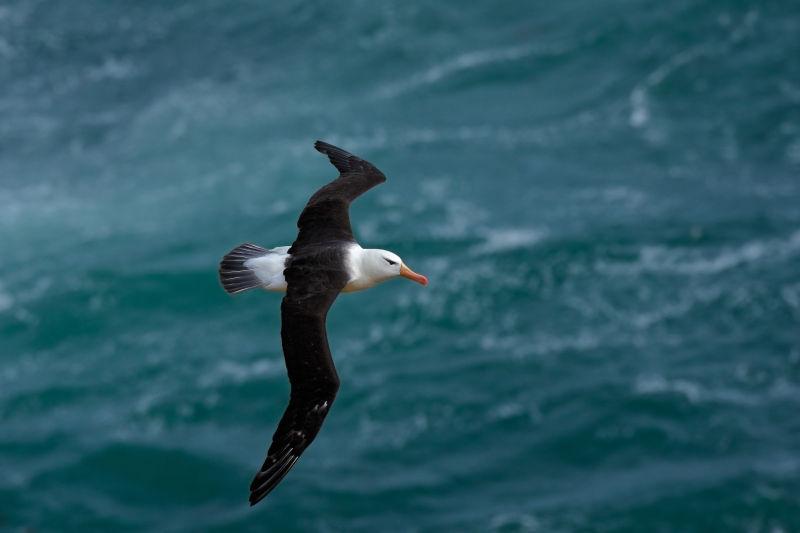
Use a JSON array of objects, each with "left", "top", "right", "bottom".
[{"left": 218, "top": 243, "right": 268, "bottom": 294}]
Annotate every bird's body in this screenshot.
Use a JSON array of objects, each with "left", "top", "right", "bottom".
[
  {"left": 226, "top": 243, "right": 410, "bottom": 293},
  {"left": 218, "top": 141, "right": 427, "bottom": 506}
]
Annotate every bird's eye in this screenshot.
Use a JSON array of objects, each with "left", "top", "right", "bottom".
[{"left": 384, "top": 257, "right": 397, "bottom": 266}]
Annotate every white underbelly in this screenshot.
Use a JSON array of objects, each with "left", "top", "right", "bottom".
[{"left": 341, "top": 278, "right": 373, "bottom": 292}]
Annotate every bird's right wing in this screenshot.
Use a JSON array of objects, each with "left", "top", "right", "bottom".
[
  {"left": 290, "top": 141, "right": 387, "bottom": 249},
  {"left": 248, "top": 249, "right": 348, "bottom": 506}
]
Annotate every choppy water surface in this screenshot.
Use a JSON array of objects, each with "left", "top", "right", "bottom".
[{"left": 1, "top": 1, "right": 799, "bottom": 531}]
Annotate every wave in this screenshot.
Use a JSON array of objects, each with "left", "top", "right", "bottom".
[
  {"left": 597, "top": 229, "right": 800, "bottom": 276},
  {"left": 197, "top": 358, "right": 283, "bottom": 388},
  {"left": 629, "top": 45, "right": 713, "bottom": 129},
  {"left": 629, "top": 10, "right": 761, "bottom": 131},
  {"left": 0, "top": 282, "right": 13, "bottom": 313},
  {"left": 309, "top": 114, "right": 603, "bottom": 157},
  {"left": 634, "top": 375, "right": 758, "bottom": 406},
  {"left": 375, "top": 42, "right": 571, "bottom": 99},
  {"left": 470, "top": 227, "right": 547, "bottom": 255},
  {"left": 489, "top": 512, "right": 539, "bottom": 532}
]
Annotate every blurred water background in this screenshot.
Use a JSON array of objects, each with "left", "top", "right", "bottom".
[{"left": 1, "top": 1, "right": 800, "bottom": 531}]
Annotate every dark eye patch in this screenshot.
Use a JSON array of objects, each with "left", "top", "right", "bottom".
[{"left": 384, "top": 257, "right": 397, "bottom": 266}]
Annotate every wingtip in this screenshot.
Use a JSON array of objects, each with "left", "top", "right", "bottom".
[
  {"left": 246, "top": 450, "right": 302, "bottom": 507},
  {"left": 314, "top": 139, "right": 343, "bottom": 156},
  {"left": 249, "top": 484, "right": 269, "bottom": 507}
]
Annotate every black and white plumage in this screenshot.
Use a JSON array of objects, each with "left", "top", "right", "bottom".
[{"left": 218, "top": 141, "right": 428, "bottom": 506}]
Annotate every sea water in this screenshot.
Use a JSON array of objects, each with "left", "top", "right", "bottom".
[{"left": 1, "top": 1, "right": 799, "bottom": 531}]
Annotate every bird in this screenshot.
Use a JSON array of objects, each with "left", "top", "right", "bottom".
[{"left": 218, "top": 140, "right": 428, "bottom": 506}]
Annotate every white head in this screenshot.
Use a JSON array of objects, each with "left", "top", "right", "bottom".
[{"left": 361, "top": 249, "right": 429, "bottom": 287}]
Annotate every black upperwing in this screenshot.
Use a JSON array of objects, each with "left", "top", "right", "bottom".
[
  {"left": 290, "top": 141, "right": 387, "bottom": 249},
  {"left": 248, "top": 247, "right": 349, "bottom": 505}
]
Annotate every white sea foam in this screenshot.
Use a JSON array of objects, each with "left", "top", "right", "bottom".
[
  {"left": 634, "top": 375, "right": 757, "bottom": 406},
  {"left": 785, "top": 139, "right": 800, "bottom": 165},
  {"left": 508, "top": 330, "right": 603, "bottom": 359},
  {"left": 599, "top": 229, "right": 800, "bottom": 276},
  {"left": 356, "top": 411, "right": 430, "bottom": 451},
  {"left": 471, "top": 227, "right": 547, "bottom": 255},
  {"left": 87, "top": 57, "right": 137, "bottom": 82},
  {"left": 635, "top": 375, "right": 702, "bottom": 402},
  {"left": 781, "top": 282, "right": 800, "bottom": 311},
  {"left": 627, "top": 285, "right": 721, "bottom": 329},
  {"left": 377, "top": 43, "right": 569, "bottom": 99},
  {"left": 769, "top": 378, "right": 800, "bottom": 401},
  {"left": 489, "top": 512, "right": 540, "bottom": 532},
  {"left": 629, "top": 11, "right": 759, "bottom": 132},
  {"left": 779, "top": 81, "right": 800, "bottom": 102},
  {"left": 577, "top": 186, "right": 648, "bottom": 210},
  {"left": 0, "top": 36, "right": 14, "bottom": 58},
  {"left": 486, "top": 401, "right": 537, "bottom": 424},
  {"left": 433, "top": 198, "right": 489, "bottom": 239},
  {"left": 308, "top": 115, "right": 600, "bottom": 156},
  {"left": 0, "top": 283, "right": 13, "bottom": 313},
  {"left": 629, "top": 46, "right": 711, "bottom": 129},
  {"left": 198, "top": 358, "right": 282, "bottom": 388},
  {"left": 0, "top": 184, "right": 81, "bottom": 231}
]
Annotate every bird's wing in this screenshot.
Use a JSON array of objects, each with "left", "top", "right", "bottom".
[
  {"left": 290, "top": 141, "right": 387, "bottom": 249},
  {"left": 248, "top": 248, "right": 349, "bottom": 505}
]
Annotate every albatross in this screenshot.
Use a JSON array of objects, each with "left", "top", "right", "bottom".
[{"left": 218, "top": 140, "right": 428, "bottom": 506}]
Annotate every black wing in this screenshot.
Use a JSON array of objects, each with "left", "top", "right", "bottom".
[
  {"left": 248, "top": 248, "right": 349, "bottom": 505},
  {"left": 290, "top": 141, "right": 387, "bottom": 249}
]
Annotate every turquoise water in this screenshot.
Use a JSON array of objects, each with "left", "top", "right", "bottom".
[{"left": 2, "top": 1, "right": 800, "bottom": 531}]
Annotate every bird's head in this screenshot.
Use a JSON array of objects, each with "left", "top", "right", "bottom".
[{"left": 365, "top": 249, "right": 428, "bottom": 286}]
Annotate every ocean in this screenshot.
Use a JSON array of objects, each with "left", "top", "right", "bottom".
[{"left": 1, "top": 1, "right": 799, "bottom": 531}]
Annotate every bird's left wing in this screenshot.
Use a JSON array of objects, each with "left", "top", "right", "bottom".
[
  {"left": 310, "top": 140, "right": 386, "bottom": 203},
  {"left": 248, "top": 249, "right": 349, "bottom": 505}
]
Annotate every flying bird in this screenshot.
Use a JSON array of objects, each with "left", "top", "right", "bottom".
[{"left": 218, "top": 141, "right": 428, "bottom": 506}]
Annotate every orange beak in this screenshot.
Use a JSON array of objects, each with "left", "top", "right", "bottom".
[{"left": 400, "top": 263, "right": 428, "bottom": 286}]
